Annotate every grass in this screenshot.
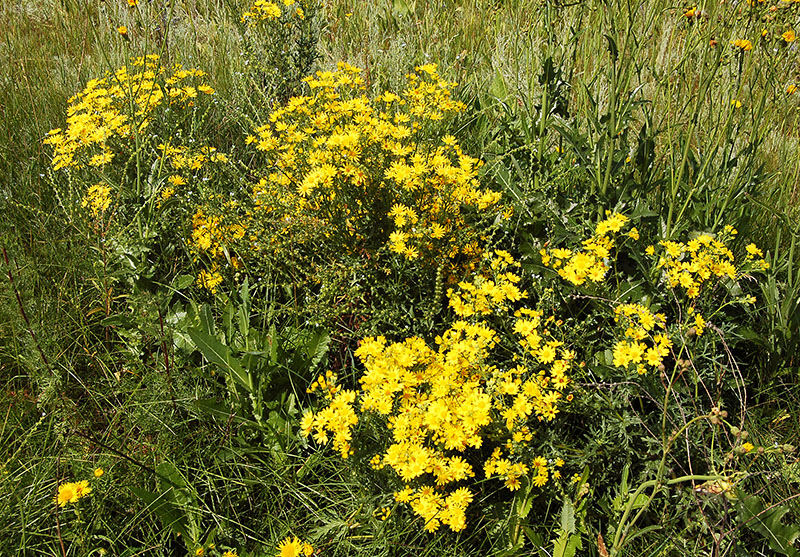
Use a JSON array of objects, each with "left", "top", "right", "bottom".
[{"left": 1, "top": 0, "right": 799, "bottom": 555}]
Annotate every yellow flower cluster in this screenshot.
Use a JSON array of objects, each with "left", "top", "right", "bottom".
[
  {"left": 394, "top": 484, "right": 474, "bottom": 532},
  {"left": 447, "top": 250, "right": 526, "bottom": 316},
  {"left": 307, "top": 370, "right": 341, "bottom": 398},
  {"left": 246, "top": 62, "right": 501, "bottom": 267},
  {"left": 300, "top": 385, "right": 358, "bottom": 459},
  {"left": 196, "top": 266, "right": 224, "bottom": 293},
  {"left": 56, "top": 479, "right": 92, "bottom": 507},
  {"left": 159, "top": 143, "right": 228, "bottom": 172},
  {"left": 303, "top": 252, "right": 571, "bottom": 533},
  {"left": 243, "top": 0, "right": 306, "bottom": 24},
  {"left": 190, "top": 209, "right": 246, "bottom": 259},
  {"left": 654, "top": 227, "right": 768, "bottom": 299},
  {"left": 511, "top": 309, "right": 573, "bottom": 402},
  {"left": 190, "top": 206, "right": 248, "bottom": 291},
  {"left": 44, "top": 55, "right": 214, "bottom": 170},
  {"left": 485, "top": 452, "right": 563, "bottom": 489},
  {"left": 81, "top": 183, "right": 112, "bottom": 217},
  {"left": 243, "top": 0, "right": 281, "bottom": 22},
  {"left": 732, "top": 39, "right": 753, "bottom": 50},
  {"left": 611, "top": 303, "right": 672, "bottom": 374},
  {"left": 541, "top": 212, "right": 632, "bottom": 285},
  {"left": 276, "top": 535, "right": 313, "bottom": 557}
]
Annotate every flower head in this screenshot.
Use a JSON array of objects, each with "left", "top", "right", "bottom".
[
  {"left": 732, "top": 39, "right": 752, "bottom": 51},
  {"left": 277, "top": 536, "right": 313, "bottom": 557},
  {"left": 56, "top": 480, "right": 92, "bottom": 506}
]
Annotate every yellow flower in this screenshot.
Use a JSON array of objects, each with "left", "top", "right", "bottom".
[
  {"left": 127, "top": 0, "right": 138, "bottom": 6},
  {"left": 197, "top": 268, "right": 223, "bottom": 293},
  {"left": 82, "top": 184, "right": 112, "bottom": 217},
  {"left": 783, "top": 29, "right": 796, "bottom": 43},
  {"left": 117, "top": 26, "right": 128, "bottom": 37},
  {"left": 56, "top": 480, "right": 92, "bottom": 506},
  {"left": 742, "top": 442, "right": 754, "bottom": 452},
  {"left": 277, "top": 536, "right": 308, "bottom": 557},
  {"left": 222, "top": 552, "right": 238, "bottom": 557},
  {"left": 94, "top": 468, "right": 104, "bottom": 478},
  {"left": 195, "top": 548, "right": 204, "bottom": 556},
  {"left": 731, "top": 99, "right": 742, "bottom": 108},
  {"left": 56, "top": 483, "right": 76, "bottom": 507},
  {"left": 788, "top": 84, "right": 798, "bottom": 95},
  {"left": 732, "top": 39, "right": 752, "bottom": 51}
]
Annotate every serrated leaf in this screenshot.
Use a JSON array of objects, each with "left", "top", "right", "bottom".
[
  {"left": 561, "top": 499, "right": 576, "bottom": 534},
  {"left": 172, "top": 274, "right": 194, "bottom": 290}
]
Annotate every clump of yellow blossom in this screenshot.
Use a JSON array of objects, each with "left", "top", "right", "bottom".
[
  {"left": 44, "top": 55, "right": 215, "bottom": 171},
  {"left": 56, "top": 480, "right": 92, "bottom": 506},
  {"left": 612, "top": 303, "right": 672, "bottom": 374},
  {"left": 652, "top": 226, "right": 768, "bottom": 299},
  {"left": 276, "top": 536, "right": 313, "bottom": 557},
  {"left": 81, "top": 184, "right": 112, "bottom": 217},
  {"left": 447, "top": 250, "right": 526, "bottom": 316},
  {"left": 242, "top": 1, "right": 282, "bottom": 24},
  {"left": 245, "top": 62, "right": 502, "bottom": 277},
  {"left": 303, "top": 251, "right": 572, "bottom": 533},
  {"left": 541, "top": 212, "right": 631, "bottom": 285},
  {"left": 196, "top": 266, "right": 224, "bottom": 294},
  {"left": 732, "top": 39, "right": 753, "bottom": 50}
]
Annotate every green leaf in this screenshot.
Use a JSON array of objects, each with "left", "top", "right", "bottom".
[
  {"left": 130, "top": 486, "right": 191, "bottom": 542},
  {"left": 192, "top": 398, "right": 258, "bottom": 426},
  {"left": 199, "top": 304, "right": 215, "bottom": 336},
  {"left": 187, "top": 327, "right": 252, "bottom": 392},
  {"left": 172, "top": 274, "right": 194, "bottom": 290},
  {"left": 737, "top": 492, "right": 800, "bottom": 556},
  {"left": 561, "top": 500, "right": 576, "bottom": 534},
  {"left": 490, "top": 71, "right": 508, "bottom": 101},
  {"left": 238, "top": 277, "right": 250, "bottom": 342}
]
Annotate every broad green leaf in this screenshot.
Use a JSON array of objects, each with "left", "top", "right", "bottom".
[
  {"left": 130, "top": 486, "right": 190, "bottom": 542},
  {"left": 188, "top": 327, "right": 252, "bottom": 392}
]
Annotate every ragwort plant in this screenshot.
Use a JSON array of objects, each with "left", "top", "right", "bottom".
[
  {"left": 44, "top": 53, "right": 230, "bottom": 298},
  {"left": 239, "top": 0, "right": 322, "bottom": 102},
  {"left": 536, "top": 215, "right": 779, "bottom": 554},
  {"left": 302, "top": 249, "right": 572, "bottom": 535},
  {"left": 302, "top": 208, "right": 777, "bottom": 553},
  {"left": 192, "top": 62, "right": 505, "bottom": 336}
]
